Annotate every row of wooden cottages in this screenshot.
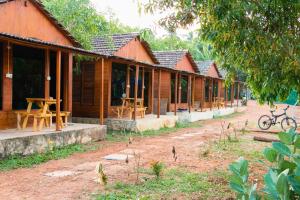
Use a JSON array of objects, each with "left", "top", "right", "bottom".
[{"left": 0, "top": 0, "right": 244, "bottom": 131}]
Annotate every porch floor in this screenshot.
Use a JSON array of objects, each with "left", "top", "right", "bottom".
[{"left": 0, "top": 123, "right": 106, "bottom": 158}]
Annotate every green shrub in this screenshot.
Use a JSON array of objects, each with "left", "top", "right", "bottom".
[
  {"left": 229, "top": 129, "right": 300, "bottom": 199},
  {"left": 150, "top": 161, "right": 164, "bottom": 178}
]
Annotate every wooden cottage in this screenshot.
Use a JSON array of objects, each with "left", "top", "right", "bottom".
[
  {"left": 72, "top": 33, "right": 160, "bottom": 122},
  {"left": 0, "top": 0, "right": 99, "bottom": 130},
  {"left": 196, "top": 61, "right": 243, "bottom": 109},
  {"left": 153, "top": 50, "right": 201, "bottom": 114}
]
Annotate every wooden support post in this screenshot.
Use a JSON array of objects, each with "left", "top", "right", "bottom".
[
  {"left": 151, "top": 68, "right": 154, "bottom": 114},
  {"left": 231, "top": 83, "right": 234, "bottom": 107},
  {"left": 44, "top": 49, "right": 50, "bottom": 99},
  {"left": 237, "top": 82, "right": 240, "bottom": 107},
  {"left": 178, "top": 73, "right": 181, "bottom": 109},
  {"left": 126, "top": 65, "right": 130, "bottom": 98},
  {"left": 133, "top": 66, "right": 139, "bottom": 120},
  {"left": 174, "top": 72, "right": 178, "bottom": 116},
  {"left": 210, "top": 79, "right": 213, "bottom": 110},
  {"left": 141, "top": 68, "right": 145, "bottom": 105},
  {"left": 67, "top": 52, "right": 73, "bottom": 113},
  {"left": 157, "top": 69, "right": 161, "bottom": 118},
  {"left": 56, "top": 50, "right": 62, "bottom": 131},
  {"left": 188, "top": 75, "right": 192, "bottom": 113},
  {"left": 99, "top": 58, "right": 104, "bottom": 125},
  {"left": 201, "top": 78, "right": 205, "bottom": 112},
  {"left": 2, "top": 42, "right": 12, "bottom": 111},
  {"left": 224, "top": 86, "right": 227, "bottom": 108},
  {"left": 192, "top": 76, "right": 195, "bottom": 108}
]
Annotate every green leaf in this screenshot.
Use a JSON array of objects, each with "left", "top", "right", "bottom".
[
  {"left": 288, "top": 176, "right": 300, "bottom": 195},
  {"left": 272, "top": 142, "right": 292, "bottom": 157},
  {"left": 279, "top": 160, "right": 297, "bottom": 173},
  {"left": 249, "top": 183, "right": 258, "bottom": 200},
  {"left": 230, "top": 182, "right": 245, "bottom": 194},
  {"left": 295, "top": 166, "right": 300, "bottom": 176},
  {"left": 278, "top": 131, "right": 294, "bottom": 145},
  {"left": 276, "top": 169, "right": 290, "bottom": 198},
  {"left": 294, "top": 135, "right": 300, "bottom": 149},
  {"left": 264, "top": 170, "right": 279, "bottom": 199},
  {"left": 263, "top": 147, "right": 278, "bottom": 162}
]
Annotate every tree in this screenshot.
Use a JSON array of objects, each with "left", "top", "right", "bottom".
[
  {"left": 42, "top": 0, "right": 110, "bottom": 49},
  {"left": 142, "top": 0, "right": 300, "bottom": 104},
  {"left": 140, "top": 29, "right": 214, "bottom": 61}
]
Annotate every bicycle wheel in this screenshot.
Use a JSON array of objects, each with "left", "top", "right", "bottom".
[
  {"left": 281, "top": 117, "right": 297, "bottom": 131},
  {"left": 258, "top": 115, "right": 272, "bottom": 130}
]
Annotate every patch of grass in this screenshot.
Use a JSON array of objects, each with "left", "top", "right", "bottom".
[
  {"left": 211, "top": 138, "right": 265, "bottom": 161},
  {"left": 0, "top": 143, "right": 101, "bottom": 171},
  {"left": 106, "top": 121, "right": 202, "bottom": 142},
  {"left": 213, "top": 111, "right": 245, "bottom": 119},
  {"left": 96, "top": 168, "right": 233, "bottom": 200}
]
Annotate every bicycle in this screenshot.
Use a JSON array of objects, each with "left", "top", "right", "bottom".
[{"left": 258, "top": 105, "right": 297, "bottom": 131}]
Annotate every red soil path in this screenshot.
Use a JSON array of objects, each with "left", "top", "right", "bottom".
[{"left": 0, "top": 101, "right": 296, "bottom": 200}]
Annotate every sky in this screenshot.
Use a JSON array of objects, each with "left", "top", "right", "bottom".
[{"left": 90, "top": 0, "right": 197, "bottom": 38}]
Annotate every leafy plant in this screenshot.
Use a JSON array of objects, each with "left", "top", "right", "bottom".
[
  {"left": 150, "top": 161, "right": 164, "bottom": 179},
  {"left": 229, "top": 129, "right": 300, "bottom": 199}
]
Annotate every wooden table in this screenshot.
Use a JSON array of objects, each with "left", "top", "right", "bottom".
[
  {"left": 15, "top": 98, "right": 67, "bottom": 131},
  {"left": 213, "top": 97, "right": 225, "bottom": 108},
  {"left": 114, "top": 98, "right": 146, "bottom": 119}
]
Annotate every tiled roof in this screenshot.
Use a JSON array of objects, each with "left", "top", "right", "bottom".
[
  {"left": 153, "top": 51, "right": 186, "bottom": 68},
  {"left": 219, "top": 68, "right": 227, "bottom": 79},
  {"left": 153, "top": 50, "right": 199, "bottom": 73},
  {"left": 0, "top": 0, "right": 81, "bottom": 47},
  {"left": 92, "top": 32, "right": 159, "bottom": 63},
  {"left": 195, "top": 60, "right": 214, "bottom": 76}
]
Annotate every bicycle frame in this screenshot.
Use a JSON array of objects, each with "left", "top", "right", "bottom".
[{"left": 270, "top": 110, "right": 287, "bottom": 125}]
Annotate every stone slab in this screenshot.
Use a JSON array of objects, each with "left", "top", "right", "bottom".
[
  {"left": 171, "top": 136, "right": 186, "bottom": 139},
  {"left": 45, "top": 170, "right": 78, "bottom": 178},
  {"left": 103, "top": 154, "right": 133, "bottom": 161}
]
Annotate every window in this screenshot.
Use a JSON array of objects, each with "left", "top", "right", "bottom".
[
  {"left": 0, "top": 42, "right": 2, "bottom": 110},
  {"left": 111, "top": 63, "right": 127, "bottom": 106},
  {"left": 12, "top": 45, "right": 44, "bottom": 110},
  {"left": 205, "top": 79, "right": 210, "bottom": 102},
  {"left": 181, "top": 76, "right": 188, "bottom": 103}
]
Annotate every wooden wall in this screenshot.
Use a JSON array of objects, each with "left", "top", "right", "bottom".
[
  {"left": 0, "top": 0, "right": 74, "bottom": 46},
  {"left": 154, "top": 70, "right": 171, "bottom": 99},
  {"left": 114, "top": 38, "right": 155, "bottom": 64},
  {"left": 207, "top": 64, "right": 220, "bottom": 79},
  {"left": 175, "top": 55, "right": 195, "bottom": 73},
  {"left": 73, "top": 58, "right": 111, "bottom": 119},
  {"left": 194, "top": 77, "right": 204, "bottom": 102}
]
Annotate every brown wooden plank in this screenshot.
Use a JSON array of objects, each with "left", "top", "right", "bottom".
[
  {"left": 56, "top": 50, "right": 62, "bottom": 131},
  {"left": 2, "top": 42, "right": 12, "bottom": 111},
  {"left": 67, "top": 52, "right": 73, "bottom": 113},
  {"left": 100, "top": 58, "right": 104, "bottom": 124},
  {"left": 134, "top": 66, "right": 139, "bottom": 120},
  {"left": 126, "top": 65, "right": 130, "bottom": 98},
  {"left": 44, "top": 49, "right": 50, "bottom": 99},
  {"left": 151, "top": 68, "right": 154, "bottom": 114},
  {"left": 174, "top": 72, "right": 178, "bottom": 116},
  {"left": 157, "top": 69, "right": 161, "bottom": 118},
  {"left": 142, "top": 67, "right": 145, "bottom": 101}
]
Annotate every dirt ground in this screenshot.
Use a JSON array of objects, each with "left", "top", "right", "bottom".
[{"left": 0, "top": 100, "right": 297, "bottom": 200}]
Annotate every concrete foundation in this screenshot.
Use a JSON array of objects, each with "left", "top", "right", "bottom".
[
  {"left": 105, "top": 114, "right": 178, "bottom": 132},
  {"left": 168, "top": 106, "right": 245, "bottom": 123},
  {"left": 0, "top": 123, "right": 106, "bottom": 158}
]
